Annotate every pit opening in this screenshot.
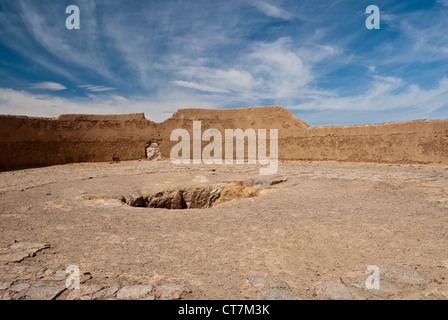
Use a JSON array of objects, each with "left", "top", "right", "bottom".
[{"left": 121, "top": 179, "right": 285, "bottom": 210}]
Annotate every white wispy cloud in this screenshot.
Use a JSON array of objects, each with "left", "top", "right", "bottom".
[
  {"left": 79, "top": 85, "right": 116, "bottom": 92},
  {"left": 172, "top": 37, "right": 316, "bottom": 103},
  {"left": 437, "top": 0, "right": 448, "bottom": 7},
  {"left": 16, "top": 1, "right": 116, "bottom": 83},
  {"left": 172, "top": 80, "right": 230, "bottom": 94},
  {"left": 249, "top": 1, "right": 293, "bottom": 20},
  {"left": 175, "top": 67, "right": 255, "bottom": 95},
  {"left": 378, "top": 11, "right": 448, "bottom": 65},
  {"left": 0, "top": 87, "right": 229, "bottom": 123},
  {"left": 29, "top": 82, "right": 67, "bottom": 91},
  {"left": 292, "top": 76, "right": 448, "bottom": 115},
  {"left": 2, "top": 73, "right": 447, "bottom": 126},
  {"left": 246, "top": 38, "right": 312, "bottom": 99}
]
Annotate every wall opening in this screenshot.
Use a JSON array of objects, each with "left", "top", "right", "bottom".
[{"left": 146, "top": 140, "right": 162, "bottom": 161}]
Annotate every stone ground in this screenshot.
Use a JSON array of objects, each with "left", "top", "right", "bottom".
[{"left": 0, "top": 160, "right": 447, "bottom": 300}]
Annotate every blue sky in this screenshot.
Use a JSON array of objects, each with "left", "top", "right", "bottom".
[{"left": 0, "top": 0, "right": 447, "bottom": 125}]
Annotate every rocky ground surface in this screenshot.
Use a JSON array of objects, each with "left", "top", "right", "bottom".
[{"left": 0, "top": 160, "right": 447, "bottom": 300}]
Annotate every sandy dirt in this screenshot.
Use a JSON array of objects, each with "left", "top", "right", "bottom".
[{"left": 1, "top": 160, "right": 447, "bottom": 300}]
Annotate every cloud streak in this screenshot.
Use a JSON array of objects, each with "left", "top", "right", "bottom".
[
  {"left": 29, "top": 82, "right": 67, "bottom": 91},
  {"left": 249, "top": 1, "right": 293, "bottom": 20},
  {"left": 79, "top": 85, "right": 116, "bottom": 92},
  {"left": 293, "top": 76, "right": 448, "bottom": 113}
]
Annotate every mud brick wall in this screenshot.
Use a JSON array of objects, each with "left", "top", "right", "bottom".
[
  {"left": 0, "top": 106, "right": 447, "bottom": 168},
  {"left": 0, "top": 113, "right": 160, "bottom": 168},
  {"left": 281, "top": 119, "right": 448, "bottom": 164}
]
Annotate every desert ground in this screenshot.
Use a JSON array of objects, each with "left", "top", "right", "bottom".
[{"left": 0, "top": 160, "right": 447, "bottom": 300}]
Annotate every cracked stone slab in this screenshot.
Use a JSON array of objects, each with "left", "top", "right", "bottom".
[
  {"left": 377, "top": 263, "right": 431, "bottom": 287},
  {"left": 436, "top": 291, "right": 448, "bottom": 299},
  {"left": 0, "top": 242, "right": 50, "bottom": 263},
  {"left": 247, "top": 275, "right": 290, "bottom": 291},
  {"left": 9, "top": 283, "right": 31, "bottom": 293},
  {"left": 260, "top": 289, "right": 301, "bottom": 300},
  {"left": 0, "top": 265, "right": 27, "bottom": 281},
  {"left": 160, "top": 283, "right": 191, "bottom": 300},
  {"left": 314, "top": 281, "right": 367, "bottom": 300},
  {"left": 67, "top": 285, "right": 104, "bottom": 300},
  {"left": 73, "top": 296, "right": 93, "bottom": 300},
  {"left": 393, "top": 292, "right": 425, "bottom": 300},
  {"left": 39, "top": 269, "right": 68, "bottom": 282},
  {"left": 14, "top": 283, "right": 66, "bottom": 300},
  {"left": 342, "top": 277, "right": 402, "bottom": 298},
  {"left": 0, "top": 265, "right": 45, "bottom": 281},
  {"left": 38, "top": 269, "right": 92, "bottom": 284},
  {"left": 247, "top": 275, "right": 301, "bottom": 300},
  {"left": 116, "top": 285, "right": 154, "bottom": 300},
  {"left": 0, "top": 292, "right": 11, "bottom": 300},
  {"left": 92, "top": 286, "right": 120, "bottom": 300},
  {"left": 0, "top": 281, "right": 13, "bottom": 290},
  {"left": 422, "top": 287, "right": 440, "bottom": 297}
]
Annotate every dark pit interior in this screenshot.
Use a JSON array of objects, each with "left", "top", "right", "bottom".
[{"left": 121, "top": 179, "right": 286, "bottom": 210}]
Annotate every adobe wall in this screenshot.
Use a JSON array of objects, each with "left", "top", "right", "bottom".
[
  {"left": 282, "top": 120, "right": 448, "bottom": 164},
  {"left": 0, "top": 106, "right": 447, "bottom": 168},
  {"left": 0, "top": 113, "right": 160, "bottom": 167}
]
